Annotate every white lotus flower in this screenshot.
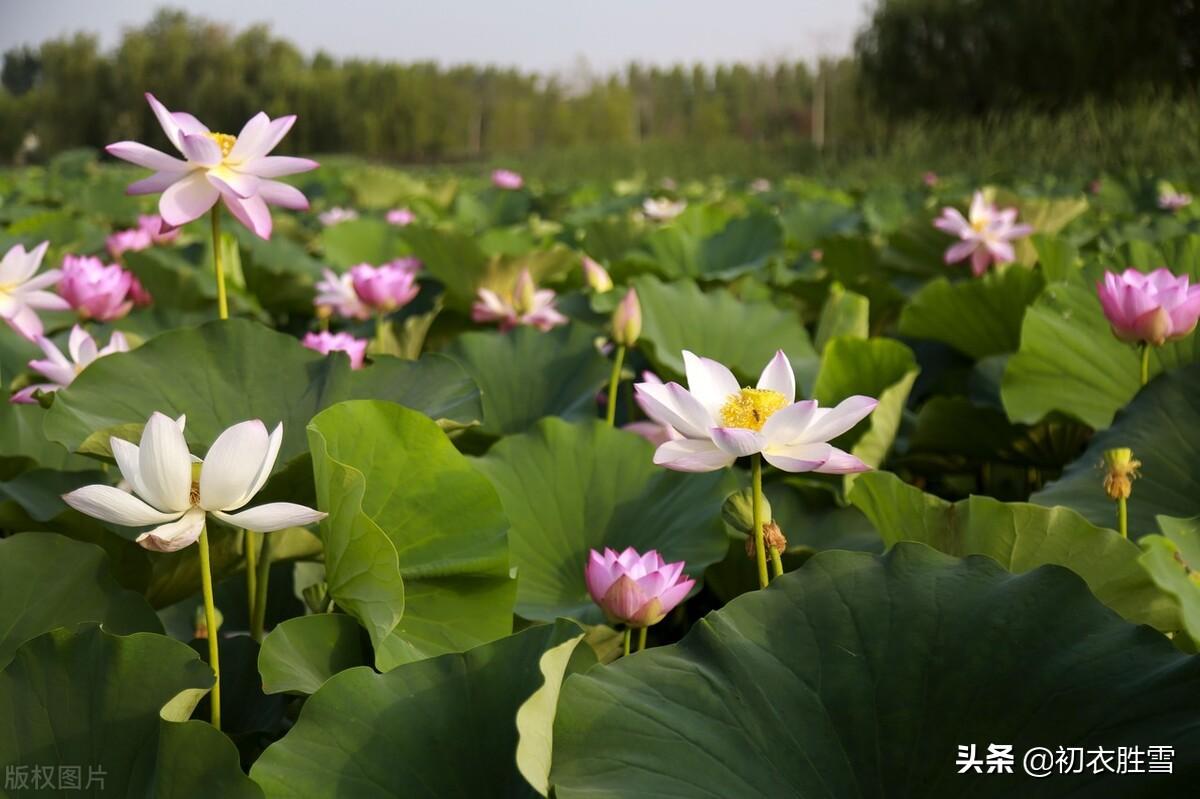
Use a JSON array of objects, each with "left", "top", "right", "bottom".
[
  {"left": 63, "top": 412, "right": 325, "bottom": 552},
  {"left": 642, "top": 197, "right": 687, "bottom": 221},
  {"left": 9, "top": 325, "right": 128, "bottom": 404},
  {"left": 634, "top": 350, "right": 878, "bottom": 473},
  {"left": 0, "top": 241, "right": 71, "bottom": 340}
]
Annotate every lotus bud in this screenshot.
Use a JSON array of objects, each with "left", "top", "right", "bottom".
[
  {"left": 1102, "top": 448, "right": 1141, "bottom": 501},
  {"left": 194, "top": 605, "right": 224, "bottom": 639},
  {"left": 513, "top": 268, "right": 537, "bottom": 314},
  {"left": 612, "top": 289, "right": 641, "bottom": 347},
  {"left": 585, "top": 547, "right": 694, "bottom": 628},
  {"left": 721, "top": 487, "right": 772, "bottom": 536},
  {"left": 583, "top": 256, "right": 614, "bottom": 293}
]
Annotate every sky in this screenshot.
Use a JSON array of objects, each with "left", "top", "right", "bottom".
[{"left": 0, "top": 0, "right": 870, "bottom": 73}]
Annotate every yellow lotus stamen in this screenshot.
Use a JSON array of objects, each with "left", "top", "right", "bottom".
[
  {"left": 206, "top": 132, "right": 237, "bottom": 158},
  {"left": 719, "top": 388, "right": 786, "bottom": 431}
]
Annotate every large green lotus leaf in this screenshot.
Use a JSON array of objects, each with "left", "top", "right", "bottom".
[
  {"left": 474, "top": 419, "right": 735, "bottom": 622},
  {"left": 850, "top": 470, "right": 1177, "bottom": 631},
  {"left": 1138, "top": 516, "right": 1200, "bottom": 647},
  {"left": 445, "top": 325, "right": 610, "bottom": 437},
  {"left": 813, "top": 284, "right": 869, "bottom": 351},
  {"left": 251, "top": 620, "right": 582, "bottom": 799},
  {"left": 0, "top": 533, "right": 161, "bottom": 667},
  {"left": 235, "top": 226, "right": 326, "bottom": 315},
  {"left": 779, "top": 199, "right": 861, "bottom": 250},
  {"left": 307, "top": 400, "right": 515, "bottom": 670},
  {"left": 694, "top": 212, "right": 782, "bottom": 279},
  {"left": 898, "top": 267, "right": 1044, "bottom": 360},
  {"left": 0, "top": 625, "right": 261, "bottom": 798},
  {"left": 632, "top": 274, "right": 815, "bottom": 381},
  {"left": 551, "top": 543, "right": 1200, "bottom": 797},
  {"left": 319, "top": 218, "right": 411, "bottom": 267},
  {"left": 1032, "top": 364, "right": 1200, "bottom": 536},
  {"left": 44, "top": 319, "right": 481, "bottom": 472},
  {"left": 0, "top": 401, "right": 92, "bottom": 478},
  {"left": 257, "top": 613, "right": 370, "bottom": 695}
]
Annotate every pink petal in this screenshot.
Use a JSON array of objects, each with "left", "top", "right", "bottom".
[
  {"left": 105, "top": 141, "right": 188, "bottom": 172},
  {"left": 159, "top": 172, "right": 220, "bottom": 226}
]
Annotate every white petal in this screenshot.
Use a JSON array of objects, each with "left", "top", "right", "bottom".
[
  {"left": 682, "top": 350, "right": 741, "bottom": 419},
  {"left": 68, "top": 325, "right": 95, "bottom": 365},
  {"left": 709, "top": 427, "right": 766, "bottom": 457},
  {"left": 812, "top": 447, "right": 871, "bottom": 475},
  {"left": 761, "top": 400, "right": 819, "bottom": 445},
  {"left": 239, "top": 156, "right": 319, "bottom": 178},
  {"left": 105, "top": 141, "right": 188, "bottom": 172},
  {"left": 138, "top": 412, "right": 193, "bottom": 512},
  {"left": 146, "top": 93, "right": 185, "bottom": 151},
  {"left": 797, "top": 396, "right": 879, "bottom": 444},
  {"left": 633, "top": 381, "right": 710, "bottom": 439},
  {"left": 63, "top": 484, "right": 183, "bottom": 526},
  {"left": 179, "top": 133, "right": 222, "bottom": 167},
  {"left": 199, "top": 420, "right": 270, "bottom": 511},
  {"left": 258, "top": 179, "right": 309, "bottom": 210},
  {"left": 110, "top": 436, "right": 150, "bottom": 501},
  {"left": 136, "top": 508, "right": 206, "bottom": 552},
  {"left": 652, "top": 439, "right": 736, "bottom": 472},
  {"left": 245, "top": 423, "right": 283, "bottom": 500},
  {"left": 755, "top": 350, "right": 795, "bottom": 403},
  {"left": 762, "top": 442, "right": 833, "bottom": 473},
  {"left": 214, "top": 502, "right": 325, "bottom": 533},
  {"left": 227, "top": 112, "right": 271, "bottom": 163}
]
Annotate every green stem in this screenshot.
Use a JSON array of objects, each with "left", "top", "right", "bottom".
[
  {"left": 251, "top": 532, "right": 273, "bottom": 641},
  {"left": 243, "top": 530, "right": 257, "bottom": 633},
  {"left": 637, "top": 626, "right": 647, "bottom": 652},
  {"left": 1140, "top": 344, "right": 1151, "bottom": 387},
  {"left": 375, "top": 313, "right": 390, "bottom": 352},
  {"left": 1118, "top": 496, "right": 1128, "bottom": 539},
  {"left": 197, "top": 524, "right": 221, "bottom": 730},
  {"left": 623, "top": 627, "right": 631, "bottom": 657},
  {"left": 751, "top": 453, "right": 768, "bottom": 589},
  {"left": 605, "top": 345, "right": 626, "bottom": 427},
  {"left": 211, "top": 207, "right": 228, "bottom": 321},
  {"left": 770, "top": 548, "right": 784, "bottom": 579}
]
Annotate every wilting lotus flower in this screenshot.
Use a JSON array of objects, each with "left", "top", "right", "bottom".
[
  {"left": 472, "top": 269, "right": 567, "bottom": 332},
  {"left": 57, "top": 255, "right": 136, "bottom": 321},
  {"left": 10, "top": 326, "right": 128, "bottom": 404},
  {"left": 582, "top": 256, "right": 613, "bottom": 293},
  {"left": 386, "top": 207, "right": 416, "bottom": 226},
  {"left": 314, "top": 268, "right": 370, "bottom": 320},
  {"left": 933, "top": 191, "right": 1032, "bottom": 276},
  {"left": 63, "top": 413, "right": 325, "bottom": 552},
  {"left": 1158, "top": 191, "right": 1192, "bottom": 211},
  {"left": 302, "top": 331, "right": 368, "bottom": 369},
  {"left": 642, "top": 197, "right": 687, "bottom": 221},
  {"left": 635, "top": 350, "right": 877, "bottom": 473},
  {"left": 349, "top": 262, "right": 420, "bottom": 312},
  {"left": 586, "top": 547, "right": 694, "bottom": 628},
  {"left": 318, "top": 207, "right": 358, "bottom": 226},
  {"left": 1097, "top": 268, "right": 1200, "bottom": 346},
  {"left": 107, "top": 214, "right": 179, "bottom": 258},
  {"left": 105, "top": 93, "right": 318, "bottom": 239},
  {"left": 0, "top": 241, "right": 69, "bottom": 341},
  {"left": 492, "top": 169, "right": 524, "bottom": 190}
]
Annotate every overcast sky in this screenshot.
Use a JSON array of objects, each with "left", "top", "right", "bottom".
[{"left": 1, "top": 0, "right": 871, "bottom": 73}]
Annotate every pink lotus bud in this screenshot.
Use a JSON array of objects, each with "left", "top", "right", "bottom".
[
  {"left": 513, "top": 269, "right": 537, "bottom": 312},
  {"left": 491, "top": 169, "right": 524, "bottom": 190},
  {"left": 612, "top": 288, "right": 641, "bottom": 346},
  {"left": 302, "top": 331, "right": 368, "bottom": 369},
  {"left": 57, "top": 255, "right": 135, "bottom": 322},
  {"left": 922, "top": 171, "right": 939, "bottom": 188},
  {"left": 582, "top": 256, "right": 613, "bottom": 293},
  {"left": 386, "top": 208, "right": 416, "bottom": 226},
  {"left": 1097, "top": 268, "right": 1200, "bottom": 346},
  {"left": 585, "top": 547, "right": 694, "bottom": 628},
  {"left": 129, "top": 275, "right": 153, "bottom": 307},
  {"left": 349, "top": 263, "right": 420, "bottom": 312}
]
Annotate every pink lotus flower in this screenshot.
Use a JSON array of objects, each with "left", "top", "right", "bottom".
[
  {"left": 302, "top": 331, "right": 368, "bottom": 369},
  {"left": 349, "top": 262, "right": 420, "bottom": 312},
  {"left": 585, "top": 547, "right": 694, "bottom": 627},
  {"left": 386, "top": 208, "right": 416, "bottom": 226},
  {"left": 471, "top": 269, "right": 567, "bottom": 332},
  {"left": 130, "top": 276, "right": 154, "bottom": 307},
  {"left": 0, "top": 242, "right": 69, "bottom": 341},
  {"left": 922, "top": 171, "right": 939, "bottom": 188},
  {"left": 107, "top": 214, "right": 178, "bottom": 258},
  {"left": 491, "top": 169, "right": 524, "bottom": 190},
  {"left": 57, "top": 255, "right": 136, "bottom": 321},
  {"left": 314, "top": 269, "right": 370, "bottom": 320},
  {"left": 318, "top": 207, "right": 358, "bottom": 226},
  {"left": 105, "top": 93, "right": 318, "bottom": 240},
  {"left": 11, "top": 326, "right": 128, "bottom": 404},
  {"left": 1097, "top": 268, "right": 1200, "bottom": 346},
  {"left": 1158, "top": 191, "right": 1192, "bottom": 211},
  {"left": 582, "top": 256, "right": 613, "bottom": 293},
  {"left": 933, "top": 191, "right": 1032, "bottom": 276}
]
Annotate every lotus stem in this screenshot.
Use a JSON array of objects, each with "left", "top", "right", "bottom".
[
  {"left": 770, "top": 548, "right": 784, "bottom": 578},
  {"left": 211, "top": 207, "right": 228, "bottom": 321},
  {"left": 637, "top": 627, "right": 647, "bottom": 652},
  {"left": 623, "top": 627, "right": 631, "bottom": 657},
  {"left": 251, "top": 531, "right": 273, "bottom": 641},
  {"left": 605, "top": 345, "right": 626, "bottom": 427},
  {"left": 1140, "top": 344, "right": 1151, "bottom": 387},
  {"left": 1118, "top": 496, "right": 1128, "bottom": 539},
  {"left": 751, "top": 453, "right": 769, "bottom": 589},
  {"left": 197, "top": 524, "right": 221, "bottom": 730},
  {"left": 244, "top": 530, "right": 257, "bottom": 632}
]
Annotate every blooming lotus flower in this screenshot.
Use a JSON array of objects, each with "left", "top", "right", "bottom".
[
  {"left": 0, "top": 241, "right": 70, "bottom": 341},
  {"left": 471, "top": 269, "right": 567, "bottom": 331},
  {"left": 302, "top": 331, "right": 368, "bottom": 369},
  {"left": 63, "top": 413, "right": 325, "bottom": 552},
  {"left": 1097, "top": 268, "right": 1200, "bottom": 346},
  {"left": 642, "top": 197, "right": 686, "bottom": 221},
  {"left": 318, "top": 207, "right": 358, "bottom": 226},
  {"left": 107, "top": 214, "right": 178, "bottom": 258},
  {"left": 10, "top": 326, "right": 128, "bottom": 404},
  {"left": 349, "top": 262, "right": 420, "bottom": 312},
  {"left": 582, "top": 256, "right": 613, "bottom": 293},
  {"left": 57, "top": 255, "right": 136, "bottom": 322},
  {"left": 105, "top": 93, "right": 318, "bottom": 240},
  {"left": 933, "top": 191, "right": 1032, "bottom": 276},
  {"left": 491, "top": 169, "right": 524, "bottom": 190},
  {"left": 1159, "top": 191, "right": 1192, "bottom": 211},
  {"left": 386, "top": 207, "right": 416, "bottom": 226},
  {"left": 314, "top": 268, "right": 370, "bottom": 320},
  {"left": 635, "top": 350, "right": 878, "bottom": 473},
  {"left": 585, "top": 547, "right": 694, "bottom": 627},
  {"left": 749, "top": 178, "right": 772, "bottom": 193}
]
